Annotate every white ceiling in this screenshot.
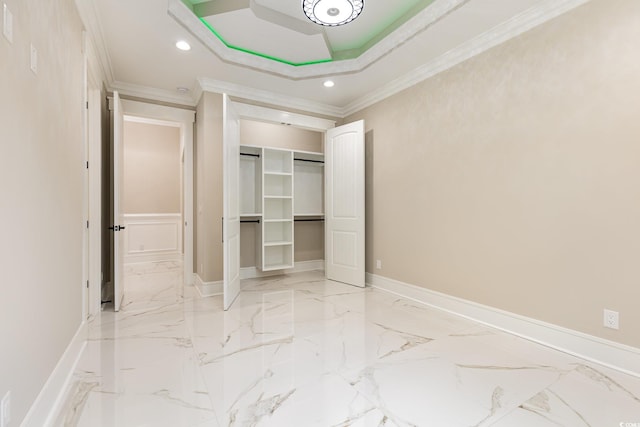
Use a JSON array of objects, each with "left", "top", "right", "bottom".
[{"left": 82, "top": 0, "right": 586, "bottom": 116}]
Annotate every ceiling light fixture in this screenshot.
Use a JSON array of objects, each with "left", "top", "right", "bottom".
[
  {"left": 323, "top": 80, "right": 335, "bottom": 88},
  {"left": 302, "top": 0, "right": 364, "bottom": 27},
  {"left": 175, "top": 40, "right": 191, "bottom": 51}
]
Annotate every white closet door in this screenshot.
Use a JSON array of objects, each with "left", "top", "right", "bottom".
[
  {"left": 112, "top": 91, "right": 125, "bottom": 311},
  {"left": 223, "top": 95, "right": 241, "bottom": 309},
  {"left": 325, "top": 120, "right": 365, "bottom": 287}
]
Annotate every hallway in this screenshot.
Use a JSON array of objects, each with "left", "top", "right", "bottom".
[{"left": 56, "top": 264, "right": 640, "bottom": 426}]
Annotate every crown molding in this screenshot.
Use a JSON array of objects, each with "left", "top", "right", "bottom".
[
  {"left": 74, "top": 0, "right": 115, "bottom": 85},
  {"left": 111, "top": 81, "right": 197, "bottom": 107},
  {"left": 342, "top": 0, "right": 592, "bottom": 117},
  {"left": 197, "top": 78, "right": 343, "bottom": 118}
]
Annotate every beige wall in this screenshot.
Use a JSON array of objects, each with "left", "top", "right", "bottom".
[
  {"left": 0, "top": 0, "right": 85, "bottom": 422},
  {"left": 240, "top": 223, "right": 259, "bottom": 268},
  {"left": 294, "top": 222, "right": 324, "bottom": 262},
  {"left": 195, "top": 92, "right": 224, "bottom": 282},
  {"left": 123, "top": 121, "right": 181, "bottom": 214},
  {"left": 346, "top": 0, "right": 640, "bottom": 348},
  {"left": 240, "top": 119, "right": 323, "bottom": 153}
]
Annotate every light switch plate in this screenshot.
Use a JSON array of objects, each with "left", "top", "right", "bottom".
[
  {"left": 3, "top": 3, "right": 13, "bottom": 43},
  {"left": 30, "top": 43, "right": 37, "bottom": 74}
]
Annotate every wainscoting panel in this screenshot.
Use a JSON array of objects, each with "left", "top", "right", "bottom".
[{"left": 124, "top": 214, "right": 182, "bottom": 264}]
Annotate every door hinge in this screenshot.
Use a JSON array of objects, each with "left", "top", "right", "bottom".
[
  {"left": 86, "top": 280, "right": 89, "bottom": 288},
  {"left": 86, "top": 101, "right": 89, "bottom": 109},
  {"left": 86, "top": 161, "right": 89, "bottom": 169},
  {"left": 86, "top": 220, "right": 89, "bottom": 229}
]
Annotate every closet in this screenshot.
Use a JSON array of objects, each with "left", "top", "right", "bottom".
[
  {"left": 223, "top": 96, "right": 365, "bottom": 310},
  {"left": 239, "top": 128, "right": 325, "bottom": 274}
]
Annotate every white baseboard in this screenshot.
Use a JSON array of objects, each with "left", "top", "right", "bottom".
[
  {"left": 22, "top": 321, "right": 88, "bottom": 427},
  {"left": 240, "top": 260, "right": 325, "bottom": 280},
  {"left": 194, "top": 274, "right": 223, "bottom": 297},
  {"left": 367, "top": 273, "right": 640, "bottom": 378}
]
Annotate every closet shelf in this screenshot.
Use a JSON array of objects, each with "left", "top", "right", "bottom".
[
  {"left": 264, "top": 196, "right": 293, "bottom": 200},
  {"left": 262, "top": 263, "right": 294, "bottom": 272},
  {"left": 264, "top": 241, "right": 293, "bottom": 247},
  {"left": 264, "top": 219, "right": 293, "bottom": 223},
  {"left": 264, "top": 171, "right": 292, "bottom": 176}
]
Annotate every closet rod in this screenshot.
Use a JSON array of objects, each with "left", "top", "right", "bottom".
[
  {"left": 241, "top": 153, "right": 260, "bottom": 158},
  {"left": 294, "top": 158, "right": 324, "bottom": 164},
  {"left": 294, "top": 218, "right": 324, "bottom": 222},
  {"left": 241, "top": 219, "right": 261, "bottom": 223}
]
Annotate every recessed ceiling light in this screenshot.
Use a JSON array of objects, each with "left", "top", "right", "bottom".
[
  {"left": 323, "top": 80, "right": 335, "bottom": 88},
  {"left": 176, "top": 40, "right": 191, "bottom": 51}
]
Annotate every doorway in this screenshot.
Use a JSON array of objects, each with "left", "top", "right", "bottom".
[
  {"left": 119, "top": 117, "right": 184, "bottom": 309},
  {"left": 238, "top": 119, "right": 326, "bottom": 279},
  {"left": 222, "top": 97, "right": 366, "bottom": 309},
  {"left": 106, "top": 96, "right": 195, "bottom": 311}
]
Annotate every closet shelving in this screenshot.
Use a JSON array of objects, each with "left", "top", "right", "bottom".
[
  {"left": 240, "top": 146, "right": 324, "bottom": 272},
  {"left": 262, "top": 148, "right": 294, "bottom": 271}
]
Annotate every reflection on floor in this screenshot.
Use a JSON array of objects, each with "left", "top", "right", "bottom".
[{"left": 57, "top": 261, "right": 640, "bottom": 426}]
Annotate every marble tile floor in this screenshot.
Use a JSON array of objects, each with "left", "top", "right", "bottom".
[{"left": 56, "top": 262, "right": 640, "bottom": 426}]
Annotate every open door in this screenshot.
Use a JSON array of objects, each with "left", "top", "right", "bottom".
[
  {"left": 112, "top": 91, "right": 125, "bottom": 311},
  {"left": 223, "top": 95, "right": 241, "bottom": 309},
  {"left": 325, "top": 120, "right": 366, "bottom": 287}
]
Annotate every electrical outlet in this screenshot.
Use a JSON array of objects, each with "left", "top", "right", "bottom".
[
  {"left": 376, "top": 259, "right": 382, "bottom": 270},
  {"left": 1, "top": 391, "right": 11, "bottom": 427},
  {"left": 603, "top": 309, "right": 619, "bottom": 330}
]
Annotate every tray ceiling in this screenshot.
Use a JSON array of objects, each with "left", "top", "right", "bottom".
[
  {"left": 82, "top": 0, "right": 587, "bottom": 114},
  {"left": 172, "top": 0, "right": 465, "bottom": 78}
]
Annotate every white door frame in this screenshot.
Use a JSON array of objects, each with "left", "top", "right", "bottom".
[
  {"left": 86, "top": 81, "right": 102, "bottom": 318},
  {"left": 83, "top": 30, "right": 103, "bottom": 320},
  {"left": 82, "top": 34, "right": 90, "bottom": 320},
  {"left": 233, "top": 103, "right": 336, "bottom": 133}
]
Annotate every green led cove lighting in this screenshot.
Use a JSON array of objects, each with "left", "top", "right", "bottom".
[{"left": 200, "top": 18, "right": 333, "bottom": 67}]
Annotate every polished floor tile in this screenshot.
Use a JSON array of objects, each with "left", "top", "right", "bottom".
[{"left": 57, "top": 263, "right": 640, "bottom": 426}]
